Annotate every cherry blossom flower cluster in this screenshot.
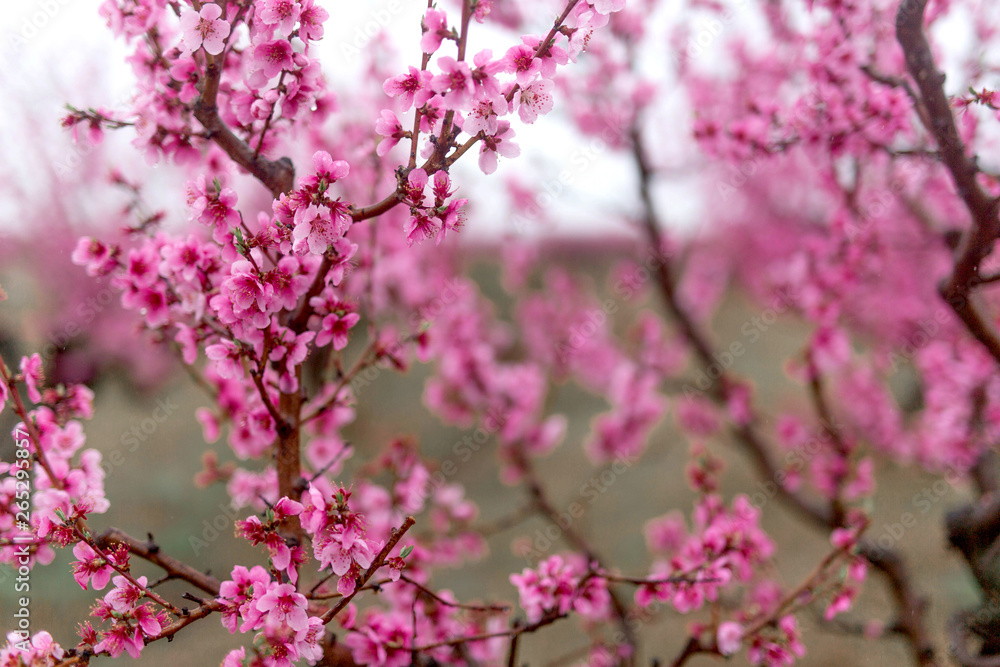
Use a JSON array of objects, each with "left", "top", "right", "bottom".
[
  {"left": 637, "top": 494, "right": 774, "bottom": 614},
  {"left": 89, "top": 0, "right": 332, "bottom": 163},
  {"left": 82, "top": 574, "right": 172, "bottom": 659},
  {"left": 297, "top": 485, "right": 384, "bottom": 595},
  {"left": 509, "top": 554, "right": 612, "bottom": 623},
  {"left": 0, "top": 355, "right": 106, "bottom": 571},
  {"left": 0, "top": 631, "right": 65, "bottom": 665},
  {"left": 378, "top": 0, "right": 627, "bottom": 178},
  {"left": 217, "top": 565, "right": 325, "bottom": 664}
]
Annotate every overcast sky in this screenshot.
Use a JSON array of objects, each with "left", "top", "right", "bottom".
[{"left": 0, "top": 0, "right": 716, "bottom": 241}]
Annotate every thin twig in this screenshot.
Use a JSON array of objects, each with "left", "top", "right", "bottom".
[{"left": 320, "top": 516, "right": 416, "bottom": 623}]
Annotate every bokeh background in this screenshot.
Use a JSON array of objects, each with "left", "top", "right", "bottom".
[{"left": 0, "top": 254, "right": 982, "bottom": 664}]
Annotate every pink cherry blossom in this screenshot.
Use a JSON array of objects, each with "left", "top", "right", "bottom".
[
  {"left": 298, "top": 0, "right": 329, "bottom": 40},
  {"left": 250, "top": 39, "right": 295, "bottom": 86},
  {"left": 592, "top": 0, "right": 626, "bottom": 14},
  {"left": 292, "top": 204, "right": 351, "bottom": 255},
  {"left": 717, "top": 621, "right": 743, "bottom": 656},
  {"left": 478, "top": 120, "right": 520, "bottom": 174},
  {"left": 221, "top": 647, "right": 246, "bottom": 667},
  {"left": 254, "top": 583, "right": 310, "bottom": 633},
  {"left": 256, "top": 0, "right": 300, "bottom": 36},
  {"left": 71, "top": 541, "right": 119, "bottom": 590},
  {"left": 103, "top": 574, "right": 146, "bottom": 613},
  {"left": 316, "top": 312, "right": 361, "bottom": 350},
  {"left": 514, "top": 78, "right": 553, "bottom": 123},
  {"left": 431, "top": 57, "right": 475, "bottom": 110},
  {"left": 206, "top": 339, "right": 244, "bottom": 379},
  {"left": 471, "top": 49, "right": 505, "bottom": 99},
  {"left": 383, "top": 66, "right": 434, "bottom": 111},
  {"left": 186, "top": 176, "right": 239, "bottom": 242},
  {"left": 20, "top": 353, "right": 44, "bottom": 403},
  {"left": 375, "top": 109, "right": 406, "bottom": 157},
  {"left": 824, "top": 587, "right": 858, "bottom": 620},
  {"left": 93, "top": 623, "right": 145, "bottom": 659},
  {"left": 464, "top": 96, "right": 507, "bottom": 136},
  {"left": 179, "top": 3, "right": 230, "bottom": 56},
  {"left": 71, "top": 237, "right": 118, "bottom": 277},
  {"left": 420, "top": 8, "right": 449, "bottom": 54},
  {"left": 501, "top": 43, "right": 541, "bottom": 87}
]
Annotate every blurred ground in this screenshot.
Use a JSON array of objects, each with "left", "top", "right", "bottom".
[{"left": 0, "top": 257, "right": 982, "bottom": 666}]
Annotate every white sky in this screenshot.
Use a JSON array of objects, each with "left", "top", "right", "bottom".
[{"left": 0, "top": 0, "right": 756, "bottom": 243}]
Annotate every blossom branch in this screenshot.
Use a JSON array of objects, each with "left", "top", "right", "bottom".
[
  {"left": 96, "top": 527, "right": 222, "bottom": 596},
  {"left": 0, "top": 356, "right": 65, "bottom": 492},
  {"left": 193, "top": 53, "right": 295, "bottom": 198},
  {"left": 388, "top": 609, "right": 567, "bottom": 651},
  {"left": 69, "top": 524, "right": 183, "bottom": 616},
  {"left": 512, "top": 447, "right": 638, "bottom": 661},
  {"left": 253, "top": 71, "right": 287, "bottom": 160},
  {"left": 301, "top": 339, "right": 380, "bottom": 423},
  {"left": 276, "top": 368, "right": 303, "bottom": 517},
  {"left": 399, "top": 573, "right": 511, "bottom": 612},
  {"left": 320, "top": 516, "right": 416, "bottom": 623},
  {"left": 146, "top": 599, "right": 226, "bottom": 644},
  {"left": 896, "top": 0, "right": 1000, "bottom": 363},
  {"left": 806, "top": 369, "right": 851, "bottom": 524},
  {"left": 630, "top": 122, "right": 941, "bottom": 666}
]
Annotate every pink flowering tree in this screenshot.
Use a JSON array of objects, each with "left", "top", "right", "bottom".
[{"left": 4, "top": 0, "right": 1000, "bottom": 664}]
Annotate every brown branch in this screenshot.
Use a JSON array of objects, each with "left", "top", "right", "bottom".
[
  {"left": 475, "top": 504, "right": 534, "bottom": 537},
  {"left": 949, "top": 609, "right": 1000, "bottom": 667},
  {"left": 277, "top": 367, "right": 304, "bottom": 542},
  {"left": 896, "top": 0, "right": 1000, "bottom": 363},
  {"left": 667, "top": 538, "right": 858, "bottom": 666},
  {"left": 859, "top": 64, "right": 931, "bottom": 130},
  {"left": 513, "top": 448, "right": 638, "bottom": 663},
  {"left": 288, "top": 256, "right": 335, "bottom": 332},
  {"left": 301, "top": 340, "right": 380, "bottom": 423},
  {"left": 974, "top": 272, "right": 1000, "bottom": 286},
  {"left": 858, "top": 542, "right": 939, "bottom": 665},
  {"left": 55, "top": 593, "right": 225, "bottom": 664},
  {"left": 970, "top": 450, "right": 1000, "bottom": 498},
  {"left": 72, "top": 525, "right": 182, "bottom": 616},
  {"left": 945, "top": 486, "right": 1000, "bottom": 651},
  {"left": 147, "top": 599, "right": 226, "bottom": 643},
  {"left": 807, "top": 370, "right": 851, "bottom": 524},
  {"left": 193, "top": 55, "right": 294, "bottom": 198},
  {"left": 506, "top": 629, "right": 520, "bottom": 667},
  {"left": 97, "top": 527, "right": 221, "bottom": 596},
  {"left": 668, "top": 637, "right": 704, "bottom": 667},
  {"left": 349, "top": 192, "right": 406, "bottom": 223},
  {"left": 630, "top": 124, "right": 833, "bottom": 527},
  {"left": 254, "top": 71, "right": 287, "bottom": 159},
  {"left": 0, "top": 357, "right": 65, "bottom": 492},
  {"left": 398, "top": 573, "right": 510, "bottom": 612},
  {"left": 631, "top": 123, "right": 941, "bottom": 666},
  {"left": 251, "top": 365, "right": 291, "bottom": 435},
  {"left": 389, "top": 610, "right": 566, "bottom": 651},
  {"left": 742, "top": 535, "right": 861, "bottom": 639},
  {"left": 320, "top": 516, "right": 416, "bottom": 623}
]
